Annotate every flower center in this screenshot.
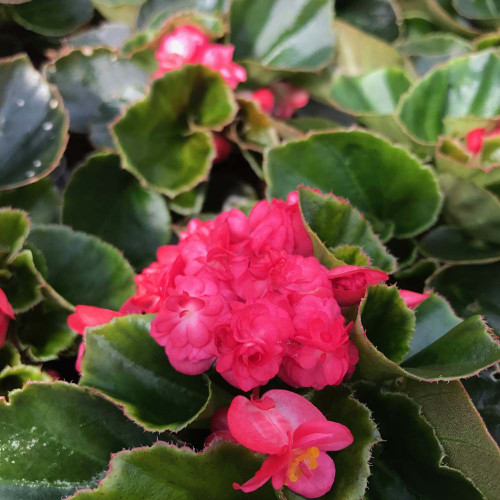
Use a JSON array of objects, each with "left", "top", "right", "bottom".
[{"left": 286, "top": 446, "right": 320, "bottom": 484}]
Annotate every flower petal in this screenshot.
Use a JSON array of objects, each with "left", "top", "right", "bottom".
[
  {"left": 287, "top": 451, "right": 335, "bottom": 498},
  {"left": 233, "top": 453, "right": 288, "bottom": 493},
  {"left": 293, "top": 420, "right": 353, "bottom": 451}
]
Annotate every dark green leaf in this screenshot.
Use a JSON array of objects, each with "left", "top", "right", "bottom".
[
  {"left": 0, "top": 364, "right": 52, "bottom": 397},
  {"left": 298, "top": 188, "right": 396, "bottom": 272},
  {"left": 286, "top": 117, "right": 340, "bottom": 133},
  {"left": 420, "top": 226, "right": 500, "bottom": 263},
  {"left": 169, "top": 183, "right": 207, "bottom": 216},
  {"left": 0, "top": 382, "right": 161, "bottom": 500},
  {"left": 422, "top": 0, "right": 481, "bottom": 37},
  {"left": 28, "top": 224, "right": 135, "bottom": 310},
  {"left": 404, "top": 379, "right": 500, "bottom": 499},
  {"left": 70, "top": 441, "right": 275, "bottom": 499},
  {"left": 112, "top": 64, "right": 237, "bottom": 197},
  {"left": 428, "top": 262, "right": 500, "bottom": 333},
  {"left": 46, "top": 48, "right": 149, "bottom": 149},
  {"left": 81, "top": 315, "right": 212, "bottom": 432},
  {"left": 63, "top": 153, "right": 171, "bottom": 270},
  {"left": 0, "top": 342, "right": 20, "bottom": 371},
  {"left": 0, "top": 179, "right": 60, "bottom": 224},
  {"left": 0, "top": 55, "right": 68, "bottom": 190},
  {"left": 230, "top": 0, "right": 335, "bottom": 71},
  {"left": 398, "top": 50, "right": 500, "bottom": 145},
  {"left": 453, "top": 0, "right": 500, "bottom": 21},
  {"left": 267, "top": 131, "right": 442, "bottom": 239},
  {"left": 10, "top": 0, "right": 94, "bottom": 36},
  {"left": 355, "top": 383, "right": 483, "bottom": 500}
]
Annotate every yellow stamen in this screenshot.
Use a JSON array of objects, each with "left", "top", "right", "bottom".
[{"left": 286, "top": 447, "right": 320, "bottom": 484}]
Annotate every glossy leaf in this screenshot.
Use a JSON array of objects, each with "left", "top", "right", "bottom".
[
  {"left": 16, "top": 303, "right": 77, "bottom": 361},
  {"left": 298, "top": 188, "right": 396, "bottom": 272},
  {"left": 266, "top": 131, "right": 442, "bottom": 239},
  {"left": 10, "top": 0, "right": 94, "bottom": 36},
  {"left": 0, "top": 364, "right": 52, "bottom": 397},
  {"left": 336, "top": 0, "right": 400, "bottom": 42},
  {"left": 353, "top": 284, "right": 500, "bottom": 382},
  {"left": 404, "top": 379, "right": 500, "bottom": 500},
  {"left": 463, "top": 368, "right": 500, "bottom": 445},
  {"left": 395, "top": 33, "right": 471, "bottom": 76},
  {"left": 81, "top": 315, "right": 211, "bottom": 432},
  {"left": 453, "top": 0, "right": 500, "bottom": 21},
  {"left": 398, "top": 50, "right": 500, "bottom": 145},
  {"left": 420, "top": 225, "right": 500, "bottom": 263},
  {"left": 63, "top": 153, "right": 171, "bottom": 270},
  {"left": 67, "top": 22, "right": 132, "bottom": 49},
  {"left": 70, "top": 441, "right": 275, "bottom": 499},
  {"left": 429, "top": 262, "right": 500, "bottom": 333},
  {"left": 0, "top": 382, "right": 160, "bottom": 500},
  {"left": 0, "top": 208, "right": 29, "bottom": 261},
  {"left": 0, "top": 179, "right": 60, "bottom": 224},
  {"left": 230, "top": 0, "right": 335, "bottom": 71},
  {"left": 46, "top": 48, "right": 149, "bottom": 149},
  {"left": 112, "top": 64, "right": 237, "bottom": 197},
  {"left": 27, "top": 224, "right": 135, "bottom": 310},
  {"left": 0, "top": 55, "right": 68, "bottom": 190},
  {"left": 355, "top": 384, "right": 483, "bottom": 500},
  {"left": 439, "top": 174, "right": 500, "bottom": 245}
]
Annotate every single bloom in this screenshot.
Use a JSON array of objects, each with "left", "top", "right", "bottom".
[
  {"left": 465, "top": 123, "right": 500, "bottom": 154},
  {"left": 227, "top": 389, "right": 353, "bottom": 498},
  {"left": 328, "top": 265, "right": 389, "bottom": 306},
  {"left": 0, "top": 288, "right": 14, "bottom": 347}
]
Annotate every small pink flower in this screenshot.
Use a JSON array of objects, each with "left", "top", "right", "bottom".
[
  {"left": 328, "top": 265, "right": 389, "bottom": 307},
  {"left": 154, "top": 25, "right": 246, "bottom": 89},
  {"left": 215, "top": 298, "right": 293, "bottom": 391},
  {"left": 279, "top": 295, "right": 355, "bottom": 390},
  {"left": 67, "top": 305, "right": 124, "bottom": 372},
  {"left": 399, "top": 289, "right": 430, "bottom": 309},
  {"left": 228, "top": 389, "right": 353, "bottom": 497},
  {"left": 0, "top": 288, "right": 14, "bottom": 347},
  {"left": 272, "top": 82, "right": 309, "bottom": 119},
  {"left": 213, "top": 135, "right": 232, "bottom": 163},
  {"left": 251, "top": 88, "right": 275, "bottom": 114},
  {"left": 465, "top": 124, "right": 500, "bottom": 154},
  {"left": 150, "top": 275, "right": 228, "bottom": 375}
]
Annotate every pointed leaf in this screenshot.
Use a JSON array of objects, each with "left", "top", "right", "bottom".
[
  {"left": 112, "top": 64, "right": 237, "bottom": 197},
  {"left": 0, "top": 55, "right": 68, "bottom": 190},
  {"left": 267, "top": 131, "right": 442, "bottom": 239}
]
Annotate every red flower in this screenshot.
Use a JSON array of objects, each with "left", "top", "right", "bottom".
[
  {"left": 399, "top": 289, "right": 430, "bottom": 309},
  {"left": 465, "top": 124, "right": 500, "bottom": 154},
  {"left": 227, "top": 389, "right": 353, "bottom": 497},
  {"left": 251, "top": 88, "right": 275, "bottom": 114},
  {"left": 0, "top": 289, "right": 14, "bottom": 347},
  {"left": 328, "top": 265, "right": 389, "bottom": 306},
  {"left": 213, "top": 134, "right": 232, "bottom": 163},
  {"left": 250, "top": 83, "right": 309, "bottom": 119}
]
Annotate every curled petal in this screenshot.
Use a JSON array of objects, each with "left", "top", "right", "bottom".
[
  {"left": 233, "top": 453, "right": 289, "bottom": 493},
  {"left": 293, "top": 420, "right": 353, "bottom": 452}
]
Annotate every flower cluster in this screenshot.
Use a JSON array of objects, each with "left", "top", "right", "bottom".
[
  {"left": 208, "top": 389, "right": 353, "bottom": 498},
  {"left": 153, "top": 25, "right": 246, "bottom": 89},
  {"left": 0, "top": 288, "right": 14, "bottom": 347}
]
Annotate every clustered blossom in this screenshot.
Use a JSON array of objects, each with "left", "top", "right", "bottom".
[
  {"left": 208, "top": 389, "right": 353, "bottom": 498},
  {"left": 0, "top": 288, "right": 14, "bottom": 347},
  {"left": 153, "top": 25, "right": 246, "bottom": 89}
]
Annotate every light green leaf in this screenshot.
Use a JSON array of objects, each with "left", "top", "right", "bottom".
[
  {"left": 0, "top": 208, "right": 29, "bottom": 261},
  {"left": 91, "top": 0, "right": 145, "bottom": 26}
]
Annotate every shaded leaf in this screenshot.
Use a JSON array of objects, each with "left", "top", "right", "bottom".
[
  {"left": 0, "top": 208, "right": 29, "bottom": 261},
  {"left": 67, "top": 22, "right": 132, "bottom": 49},
  {"left": 0, "top": 364, "right": 52, "bottom": 397},
  {"left": 0, "top": 342, "right": 20, "bottom": 371}
]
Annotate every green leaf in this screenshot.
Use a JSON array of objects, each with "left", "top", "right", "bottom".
[
  {"left": 331, "top": 67, "right": 412, "bottom": 115},
  {"left": 397, "top": 50, "right": 500, "bottom": 146},
  {"left": 266, "top": 131, "right": 442, "bottom": 239},
  {"left": 298, "top": 188, "right": 396, "bottom": 272},
  {"left": 80, "top": 314, "right": 212, "bottom": 432},
  {"left": 0, "top": 55, "right": 68, "bottom": 190},
  {"left": 353, "top": 284, "right": 500, "bottom": 382},
  {"left": 92, "top": 0, "right": 145, "bottom": 26},
  {"left": 394, "top": 259, "right": 439, "bottom": 291},
  {"left": 10, "top": 0, "right": 94, "bottom": 36},
  {"left": 16, "top": 302, "right": 77, "bottom": 361},
  {"left": 63, "top": 153, "right": 171, "bottom": 270},
  {"left": 0, "top": 342, "right": 20, "bottom": 371},
  {"left": 286, "top": 116, "right": 340, "bottom": 133},
  {"left": 169, "top": 183, "right": 207, "bottom": 216},
  {"left": 70, "top": 441, "right": 275, "bottom": 499},
  {"left": 307, "top": 386, "right": 381, "bottom": 500},
  {"left": 46, "top": 48, "right": 149, "bottom": 149},
  {"left": 0, "top": 250, "right": 43, "bottom": 313},
  {"left": 27, "top": 224, "right": 135, "bottom": 310},
  {"left": 422, "top": 0, "right": 481, "bottom": 37},
  {"left": 395, "top": 33, "right": 472, "bottom": 76},
  {"left": 404, "top": 379, "right": 500, "bottom": 500},
  {"left": 112, "top": 64, "right": 237, "bottom": 197},
  {"left": 0, "top": 179, "right": 60, "bottom": 224},
  {"left": 428, "top": 262, "right": 500, "bottom": 333},
  {"left": 329, "top": 244, "right": 371, "bottom": 267},
  {"left": 67, "top": 22, "right": 132, "bottom": 49},
  {"left": 482, "top": 134, "right": 500, "bottom": 167},
  {"left": 420, "top": 226, "right": 500, "bottom": 264},
  {"left": 0, "top": 208, "right": 29, "bottom": 261},
  {"left": 0, "top": 364, "right": 52, "bottom": 397},
  {"left": 474, "top": 30, "right": 500, "bottom": 50},
  {"left": 453, "top": 0, "right": 500, "bottom": 21},
  {"left": 0, "top": 382, "right": 161, "bottom": 500},
  {"left": 355, "top": 383, "right": 483, "bottom": 500},
  {"left": 337, "top": 0, "right": 400, "bottom": 42},
  {"left": 463, "top": 368, "right": 500, "bottom": 445},
  {"left": 229, "top": 0, "right": 335, "bottom": 71},
  {"left": 334, "top": 19, "right": 411, "bottom": 76},
  {"left": 439, "top": 174, "right": 500, "bottom": 245}
]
